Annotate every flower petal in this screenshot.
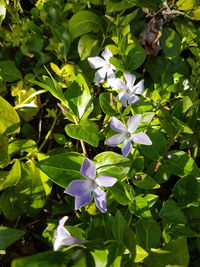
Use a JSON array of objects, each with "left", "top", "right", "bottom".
[
  {"left": 106, "top": 68, "right": 116, "bottom": 80},
  {"left": 128, "top": 95, "right": 140, "bottom": 105},
  {"left": 124, "top": 73, "right": 136, "bottom": 88},
  {"left": 54, "top": 236, "right": 83, "bottom": 251},
  {"left": 133, "top": 80, "right": 144, "bottom": 94},
  {"left": 80, "top": 158, "right": 96, "bottom": 180},
  {"left": 122, "top": 138, "right": 132, "bottom": 158},
  {"left": 87, "top": 57, "right": 105, "bottom": 69},
  {"left": 102, "top": 48, "right": 113, "bottom": 62},
  {"left": 127, "top": 114, "right": 141, "bottom": 133},
  {"left": 131, "top": 132, "right": 152, "bottom": 145},
  {"left": 105, "top": 133, "right": 125, "bottom": 147},
  {"left": 64, "top": 180, "right": 90, "bottom": 197},
  {"left": 110, "top": 117, "right": 127, "bottom": 132},
  {"left": 55, "top": 217, "right": 70, "bottom": 239},
  {"left": 94, "top": 67, "right": 107, "bottom": 82},
  {"left": 108, "top": 78, "right": 125, "bottom": 90},
  {"left": 94, "top": 187, "right": 107, "bottom": 213},
  {"left": 118, "top": 91, "right": 127, "bottom": 107},
  {"left": 96, "top": 174, "right": 117, "bottom": 187},
  {"left": 75, "top": 191, "right": 92, "bottom": 210}
]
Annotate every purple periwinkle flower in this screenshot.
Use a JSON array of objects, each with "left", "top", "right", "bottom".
[
  {"left": 53, "top": 216, "right": 83, "bottom": 251},
  {"left": 88, "top": 48, "right": 116, "bottom": 83},
  {"left": 105, "top": 115, "right": 152, "bottom": 157},
  {"left": 108, "top": 73, "right": 144, "bottom": 107},
  {"left": 64, "top": 158, "right": 117, "bottom": 213}
]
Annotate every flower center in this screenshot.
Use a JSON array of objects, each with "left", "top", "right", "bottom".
[
  {"left": 125, "top": 132, "right": 131, "bottom": 138},
  {"left": 89, "top": 179, "right": 97, "bottom": 190},
  {"left": 124, "top": 87, "right": 130, "bottom": 94}
]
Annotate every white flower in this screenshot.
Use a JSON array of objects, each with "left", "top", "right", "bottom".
[
  {"left": 88, "top": 48, "right": 116, "bottom": 82},
  {"left": 53, "top": 216, "right": 83, "bottom": 251},
  {"left": 108, "top": 73, "right": 144, "bottom": 107}
]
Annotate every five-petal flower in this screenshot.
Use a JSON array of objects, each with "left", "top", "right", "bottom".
[
  {"left": 108, "top": 73, "right": 144, "bottom": 107},
  {"left": 88, "top": 48, "right": 116, "bottom": 82},
  {"left": 53, "top": 216, "right": 83, "bottom": 251},
  {"left": 105, "top": 115, "right": 152, "bottom": 157},
  {"left": 64, "top": 158, "right": 117, "bottom": 213}
]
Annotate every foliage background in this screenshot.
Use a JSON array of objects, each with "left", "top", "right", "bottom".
[{"left": 0, "top": 0, "right": 200, "bottom": 266}]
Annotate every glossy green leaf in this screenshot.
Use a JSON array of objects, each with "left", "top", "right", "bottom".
[
  {"left": 143, "top": 238, "right": 189, "bottom": 267},
  {"left": 125, "top": 43, "right": 146, "bottom": 71},
  {"left": 0, "top": 227, "right": 25, "bottom": 250},
  {"left": 135, "top": 219, "right": 161, "bottom": 249},
  {"left": 8, "top": 139, "right": 37, "bottom": 156},
  {"left": 36, "top": 152, "right": 84, "bottom": 188},
  {"left": 176, "top": 0, "right": 195, "bottom": 11},
  {"left": 99, "top": 93, "right": 119, "bottom": 116},
  {"left": 0, "top": 60, "right": 21, "bottom": 82},
  {"left": 129, "top": 195, "right": 152, "bottom": 219},
  {"left": 109, "top": 182, "right": 131, "bottom": 205},
  {"left": 173, "top": 175, "right": 199, "bottom": 206},
  {"left": 0, "top": 96, "right": 20, "bottom": 135},
  {"left": 161, "top": 28, "right": 181, "bottom": 57},
  {"left": 0, "top": 160, "right": 21, "bottom": 190},
  {"left": 0, "top": 135, "right": 10, "bottom": 168},
  {"left": 65, "top": 119, "right": 99, "bottom": 147},
  {"left": 133, "top": 174, "right": 160, "bottom": 189},
  {"left": 112, "top": 210, "right": 125, "bottom": 242},
  {"left": 78, "top": 34, "right": 99, "bottom": 60},
  {"left": 94, "top": 151, "right": 131, "bottom": 179},
  {"left": 134, "top": 245, "right": 149, "bottom": 263},
  {"left": 159, "top": 199, "right": 188, "bottom": 224},
  {"left": 68, "top": 10, "right": 102, "bottom": 39}
]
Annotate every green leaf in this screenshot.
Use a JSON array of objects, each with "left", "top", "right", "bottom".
[
  {"left": 99, "top": 93, "right": 119, "bottom": 116},
  {"left": 112, "top": 210, "right": 125, "bottom": 243},
  {"left": 125, "top": 43, "right": 146, "bottom": 71},
  {"left": 0, "top": 60, "right": 21, "bottom": 82},
  {"left": 106, "top": 0, "right": 136, "bottom": 12},
  {"left": 65, "top": 74, "right": 92, "bottom": 119},
  {"left": 11, "top": 251, "right": 69, "bottom": 267},
  {"left": 0, "top": 135, "right": 10, "bottom": 168},
  {"left": 14, "top": 160, "right": 52, "bottom": 216},
  {"left": 134, "top": 245, "right": 149, "bottom": 263},
  {"left": 78, "top": 34, "right": 99, "bottom": 60},
  {"left": 0, "top": 227, "right": 25, "bottom": 250},
  {"left": 143, "top": 238, "right": 189, "bottom": 267},
  {"left": 159, "top": 199, "right": 188, "bottom": 224},
  {"left": 0, "top": 160, "right": 21, "bottom": 190},
  {"left": 135, "top": 219, "right": 161, "bottom": 250},
  {"left": 65, "top": 119, "right": 99, "bottom": 147},
  {"left": 129, "top": 195, "right": 152, "bottom": 219},
  {"left": 94, "top": 151, "right": 131, "bottom": 179},
  {"left": 176, "top": 0, "right": 195, "bottom": 10},
  {"left": 161, "top": 28, "right": 181, "bottom": 57},
  {"left": 173, "top": 175, "right": 199, "bottom": 206},
  {"left": 132, "top": 174, "right": 160, "bottom": 189},
  {"left": 91, "top": 250, "right": 108, "bottom": 267},
  {"left": 8, "top": 139, "right": 37, "bottom": 156},
  {"left": 53, "top": 133, "right": 67, "bottom": 145},
  {"left": 36, "top": 152, "right": 84, "bottom": 188},
  {"left": 68, "top": 10, "right": 102, "bottom": 39},
  {"left": 109, "top": 182, "right": 131, "bottom": 205},
  {"left": 0, "top": 96, "right": 20, "bottom": 135}
]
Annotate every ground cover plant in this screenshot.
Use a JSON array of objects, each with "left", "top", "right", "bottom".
[{"left": 0, "top": 0, "right": 200, "bottom": 266}]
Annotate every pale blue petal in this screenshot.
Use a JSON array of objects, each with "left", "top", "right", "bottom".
[
  {"left": 64, "top": 180, "right": 90, "bottom": 197},
  {"left": 75, "top": 191, "right": 92, "bottom": 210},
  {"left": 124, "top": 73, "right": 136, "bottom": 88},
  {"left": 122, "top": 138, "right": 132, "bottom": 158},
  {"left": 110, "top": 117, "right": 127, "bottom": 132},
  {"left": 118, "top": 91, "right": 127, "bottom": 107},
  {"left": 102, "top": 48, "right": 113, "bottom": 62},
  {"left": 127, "top": 114, "right": 141, "bottom": 133},
  {"left": 128, "top": 95, "right": 140, "bottom": 105},
  {"left": 88, "top": 57, "right": 105, "bottom": 69},
  {"left": 55, "top": 217, "right": 70, "bottom": 239},
  {"left": 80, "top": 158, "right": 96, "bottom": 180},
  {"left": 106, "top": 68, "right": 116, "bottom": 80},
  {"left": 94, "top": 187, "right": 107, "bottom": 213},
  {"left": 54, "top": 235, "right": 83, "bottom": 251},
  {"left": 105, "top": 133, "right": 125, "bottom": 147},
  {"left": 96, "top": 175, "right": 117, "bottom": 187},
  {"left": 108, "top": 78, "right": 125, "bottom": 90},
  {"left": 94, "top": 67, "right": 107, "bottom": 82},
  {"left": 133, "top": 80, "right": 144, "bottom": 94},
  {"left": 131, "top": 132, "right": 152, "bottom": 145}
]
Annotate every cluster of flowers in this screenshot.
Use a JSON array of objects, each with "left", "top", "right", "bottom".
[{"left": 54, "top": 48, "right": 152, "bottom": 250}]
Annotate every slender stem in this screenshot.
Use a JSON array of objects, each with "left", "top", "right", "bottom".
[
  {"left": 72, "top": 115, "right": 88, "bottom": 157},
  {"left": 38, "top": 114, "right": 58, "bottom": 152}
]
